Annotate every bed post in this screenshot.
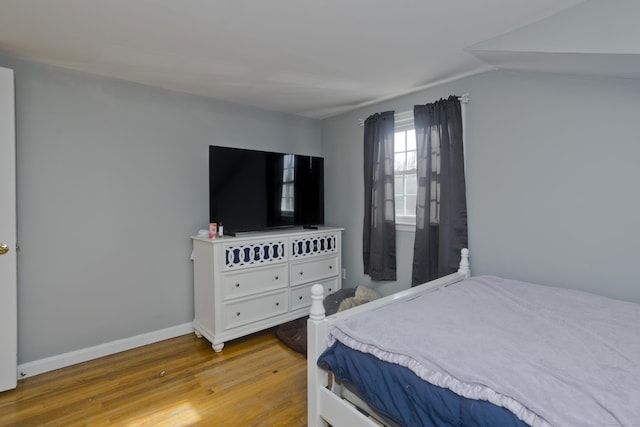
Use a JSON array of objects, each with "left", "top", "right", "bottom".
[
  {"left": 307, "top": 284, "right": 329, "bottom": 427},
  {"left": 458, "top": 248, "right": 470, "bottom": 278}
]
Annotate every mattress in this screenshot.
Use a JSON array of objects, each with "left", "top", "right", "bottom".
[{"left": 321, "top": 275, "right": 640, "bottom": 426}]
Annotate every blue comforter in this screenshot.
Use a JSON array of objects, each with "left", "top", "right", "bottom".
[{"left": 318, "top": 341, "right": 529, "bottom": 427}]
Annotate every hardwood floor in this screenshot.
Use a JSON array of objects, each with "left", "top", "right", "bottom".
[{"left": 0, "top": 330, "right": 307, "bottom": 426}]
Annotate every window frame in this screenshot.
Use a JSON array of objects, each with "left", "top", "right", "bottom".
[{"left": 394, "top": 111, "right": 417, "bottom": 231}]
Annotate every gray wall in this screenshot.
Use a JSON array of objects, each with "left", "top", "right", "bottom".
[
  {"left": 1, "top": 53, "right": 321, "bottom": 363},
  {"left": 6, "top": 49, "right": 640, "bottom": 364},
  {"left": 322, "top": 69, "right": 640, "bottom": 303}
]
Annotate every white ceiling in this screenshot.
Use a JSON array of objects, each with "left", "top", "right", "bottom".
[{"left": 2, "top": 0, "right": 635, "bottom": 119}]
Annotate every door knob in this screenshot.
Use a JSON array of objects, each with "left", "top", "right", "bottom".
[{"left": 0, "top": 243, "right": 8, "bottom": 255}]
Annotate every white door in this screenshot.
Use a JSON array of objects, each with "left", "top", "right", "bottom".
[{"left": 0, "top": 66, "right": 17, "bottom": 392}]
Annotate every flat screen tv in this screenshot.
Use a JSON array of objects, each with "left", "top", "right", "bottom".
[{"left": 209, "top": 146, "right": 324, "bottom": 235}]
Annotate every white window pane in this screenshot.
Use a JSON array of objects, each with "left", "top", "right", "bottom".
[
  {"left": 395, "top": 195, "right": 405, "bottom": 216},
  {"left": 406, "top": 129, "right": 416, "bottom": 151},
  {"left": 395, "top": 152, "right": 406, "bottom": 172},
  {"left": 406, "top": 150, "right": 417, "bottom": 170},
  {"left": 406, "top": 174, "right": 417, "bottom": 195},
  {"left": 406, "top": 195, "right": 416, "bottom": 215},
  {"left": 394, "top": 132, "right": 405, "bottom": 152},
  {"left": 394, "top": 175, "right": 404, "bottom": 196}
]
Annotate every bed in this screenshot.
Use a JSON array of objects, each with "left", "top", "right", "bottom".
[{"left": 307, "top": 249, "right": 640, "bottom": 427}]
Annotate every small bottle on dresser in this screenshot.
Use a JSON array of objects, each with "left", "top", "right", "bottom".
[{"left": 218, "top": 222, "right": 224, "bottom": 237}]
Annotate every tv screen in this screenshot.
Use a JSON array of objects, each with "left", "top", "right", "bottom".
[{"left": 209, "top": 146, "right": 324, "bottom": 235}]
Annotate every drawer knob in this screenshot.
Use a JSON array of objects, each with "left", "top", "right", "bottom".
[
  {"left": 275, "top": 276, "right": 279, "bottom": 280},
  {"left": 235, "top": 283, "right": 240, "bottom": 288},
  {"left": 275, "top": 302, "right": 280, "bottom": 306},
  {"left": 299, "top": 271, "right": 303, "bottom": 275},
  {"left": 329, "top": 265, "right": 333, "bottom": 269},
  {"left": 328, "top": 288, "right": 332, "bottom": 292},
  {"left": 236, "top": 312, "right": 241, "bottom": 317},
  {"left": 299, "top": 296, "right": 303, "bottom": 300}
]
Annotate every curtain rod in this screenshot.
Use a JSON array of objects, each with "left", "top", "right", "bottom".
[{"left": 357, "top": 93, "right": 469, "bottom": 127}]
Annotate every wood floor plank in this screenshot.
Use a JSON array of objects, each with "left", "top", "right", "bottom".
[{"left": 0, "top": 330, "right": 307, "bottom": 426}]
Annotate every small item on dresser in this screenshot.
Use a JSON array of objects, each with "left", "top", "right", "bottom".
[
  {"left": 209, "top": 223, "right": 217, "bottom": 239},
  {"left": 218, "top": 222, "right": 224, "bottom": 237}
]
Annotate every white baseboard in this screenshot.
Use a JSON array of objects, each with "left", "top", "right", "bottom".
[{"left": 17, "top": 322, "right": 195, "bottom": 379}]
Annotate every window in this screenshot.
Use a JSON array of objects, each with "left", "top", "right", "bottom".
[{"left": 394, "top": 120, "right": 417, "bottom": 226}]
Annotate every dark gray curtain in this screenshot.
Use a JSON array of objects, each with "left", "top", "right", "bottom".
[
  {"left": 412, "top": 96, "right": 467, "bottom": 285},
  {"left": 363, "top": 111, "right": 396, "bottom": 281}
]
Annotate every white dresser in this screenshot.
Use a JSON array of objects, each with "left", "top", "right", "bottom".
[{"left": 191, "top": 227, "right": 342, "bottom": 351}]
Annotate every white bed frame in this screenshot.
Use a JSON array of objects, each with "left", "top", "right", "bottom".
[{"left": 307, "top": 248, "right": 470, "bottom": 427}]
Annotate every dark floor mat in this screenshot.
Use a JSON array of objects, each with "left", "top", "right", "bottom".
[{"left": 275, "top": 317, "right": 307, "bottom": 356}]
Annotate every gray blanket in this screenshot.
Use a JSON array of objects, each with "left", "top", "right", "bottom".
[{"left": 329, "top": 275, "right": 640, "bottom": 426}]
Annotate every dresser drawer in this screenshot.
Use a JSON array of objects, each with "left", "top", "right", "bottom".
[
  {"left": 290, "top": 256, "right": 338, "bottom": 286},
  {"left": 222, "top": 264, "right": 288, "bottom": 300},
  {"left": 290, "top": 277, "right": 339, "bottom": 311},
  {"left": 224, "top": 290, "right": 288, "bottom": 329}
]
